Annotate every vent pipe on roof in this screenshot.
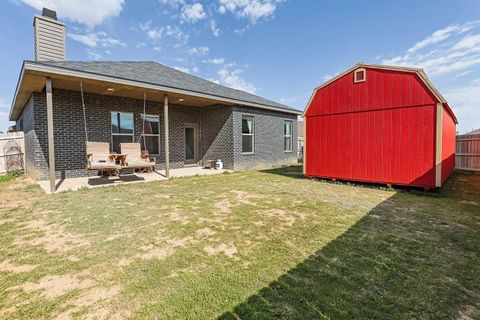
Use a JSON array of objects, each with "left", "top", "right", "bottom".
[{"left": 33, "top": 8, "right": 65, "bottom": 61}]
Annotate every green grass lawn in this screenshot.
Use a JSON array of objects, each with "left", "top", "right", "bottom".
[{"left": 0, "top": 166, "right": 479, "bottom": 319}]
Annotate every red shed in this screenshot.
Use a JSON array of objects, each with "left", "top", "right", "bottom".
[{"left": 304, "top": 63, "right": 457, "bottom": 189}]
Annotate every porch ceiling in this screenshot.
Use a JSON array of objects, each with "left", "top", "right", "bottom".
[{"left": 10, "top": 69, "right": 235, "bottom": 121}]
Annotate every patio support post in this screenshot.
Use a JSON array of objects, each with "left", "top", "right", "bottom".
[
  {"left": 164, "top": 94, "right": 170, "bottom": 178},
  {"left": 46, "top": 78, "right": 56, "bottom": 193}
]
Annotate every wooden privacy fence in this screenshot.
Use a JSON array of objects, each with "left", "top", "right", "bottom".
[
  {"left": 0, "top": 132, "right": 25, "bottom": 174},
  {"left": 456, "top": 134, "right": 480, "bottom": 171}
]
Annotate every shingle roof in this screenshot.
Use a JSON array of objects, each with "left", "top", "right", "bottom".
[
  {"left": 29, "top": 60, "right": 300, "bottom": 114},
  {"left": 464, "top": 128, "right": 480, "bottom": 135}
]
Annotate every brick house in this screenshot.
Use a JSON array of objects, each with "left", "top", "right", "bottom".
[{"left": 8, "top": 9, "right": 301, "bottom": 192}]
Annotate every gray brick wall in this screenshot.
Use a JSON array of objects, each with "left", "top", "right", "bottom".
[
  {"left": 232, "top": 106, "right": 298, "bottom": 170},
  {"left": 26, "top": 89, "right": 236, "bottom": 180},
  {"left": 16, "top": 96, "right": 39, "bottom": 179},
  {"left": 200, "top": 105, "right": 234, "bottom": 169},
  {"left": 20, "top": 88, "right": 297, "bottom": 180}
]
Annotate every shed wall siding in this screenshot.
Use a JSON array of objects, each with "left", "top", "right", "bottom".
[
  {"left": 305, "top": 105, "right": 436, "bottom": 187},
  {"left": 307, "top": 69, "right": 438, "bottom": 117},
  {"left": 441, "top": 106, "right": 456, "bottom": 182}
]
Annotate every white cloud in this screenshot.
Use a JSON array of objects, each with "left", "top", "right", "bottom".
[
  {"left": 210, "top": 20, "right": 220, "bottom": 37},
  {"left": 382, "top": 20, "right": 480, "bottom": 75},
  {"left": 203, "top": 58, "right": 225, "bottom": 65},
  {"left": 218, "top": 0, "right": 283, "bottom": 24},
  {"left": 159, "top": 0, "right": 185, "bottom": 9},
  {"left": 452, "top": 34, "right": 480, "bottom": 50},
  {"left": 407, "top": 25, "right": 460, "bottom": 53},
  {"left": 322, "top": 72, "right": 340, "bottom": 82},
  {"left": 181, "top": 3, "right": 207, "bottom": 22},
  {"left": 140, "top": 21, "right": 189, "bottom": 44},
  {"left": 217, "top": 67, "right": 256, "bottom": 93},
  {"left": 68, "top": 31, "right": 125, "bottom": 48},
  {"left": 174, "top": 66, "right": 190, "bottom": 73},
  {"left": 18, "top": 0, "right": 124, "bottom": 27},
  {"left": 0, "top": 98, "right": 9, "bottom": 109},
  {"left": 380, "top": 20, "right": 480, "bottom": 132},
  {"left": 444, "top": 78, "right": 480, "bottom": 133},
  {"left": 189, "top": 46, "right": 209, "bottom": 55},
  {"left": 86, "top": 50, "right": 103, "bottom": 60},
  {"left": 153, "top": 46, "right": 162, "bottom": 52}
]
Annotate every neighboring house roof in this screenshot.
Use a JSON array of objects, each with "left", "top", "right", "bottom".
[
  {"left": 304, "top": 63, "right": 457, "bottom": 123},
  {"left": 9, "top": 60, "right": 301, "bottom": 120},
  {"left": 463, "top": 128, "right": 480, "bottom": 135}
]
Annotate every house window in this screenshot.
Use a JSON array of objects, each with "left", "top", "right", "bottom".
[
  {"left": 19, "top": 119, "right": 24, "bottom": 132},
  {"left": 354, "top": 68, "right": 366, "bottom": 83},
  {"left": 111, "top": 112, "right": 134, "bottom": 153},
  {"left": 140, "top": 114, "right": 160, "bottom": 155},
  {"left": 284, "top": 120, "right": 293, "bottom": 152},
  {"left": 242, "top": 115, "right": 254, "bottom": 154}
]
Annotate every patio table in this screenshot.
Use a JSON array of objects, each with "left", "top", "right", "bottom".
[{"left": 109, "top": 154, "right": 127, "bottom": 167}]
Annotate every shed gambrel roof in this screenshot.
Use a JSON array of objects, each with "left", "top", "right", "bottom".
[
  {"left": 9, "top": 60, "right": 301, "bottom": 120},
  {"left": 304, "top": 63, "right": 457, "bottom": 123}
]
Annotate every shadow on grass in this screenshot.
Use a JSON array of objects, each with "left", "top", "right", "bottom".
[
  {"left": 262, "top": 165, "right": 440, "bottom": 194},
  {"left": 218, "top": 173, "right": 480, "bottom": 319},
  {"left": 260, "top": 165, "right": 307, "bottom": 180},
  {"left": 87, "top": 174, "right": 146, "bottom": 186}
]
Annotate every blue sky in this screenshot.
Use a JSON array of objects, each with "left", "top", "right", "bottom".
[{"left": 0, "top": 0, "right": 479, "bottom": 133}]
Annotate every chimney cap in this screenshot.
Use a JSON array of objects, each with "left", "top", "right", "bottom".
[{"left": 42, "top": 8, "right": 57, "bottom": 20}]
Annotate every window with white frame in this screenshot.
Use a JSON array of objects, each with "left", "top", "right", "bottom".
[
  {"left": 354, "top": 68, "right": 366, "bottom": 83},
  {"left": 140, "top": 114, "right": 160, "bottom": 154},
  {"left": 242, "top": 115, "right": 254, "bottom": 154},
  {"left": 284, "top": 120, "right": 293, "bottom": 152},
  {"left": 111, "top": 112, "right": 134, "bottom": 153}
]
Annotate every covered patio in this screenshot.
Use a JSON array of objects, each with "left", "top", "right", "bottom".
[
  {"left": 11, "top": 61, "right": 299, "bottom": 194},
  {"left": 37, "top": 166, "right": 227, "bottom": 194}
]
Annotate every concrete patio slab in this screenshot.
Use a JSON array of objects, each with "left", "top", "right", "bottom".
[{"left": 37, "top": 167, "right": 227, "bottom": 194}]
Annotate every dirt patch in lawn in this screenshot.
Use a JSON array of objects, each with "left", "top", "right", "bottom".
[
  {"left": 12, "top": 274, "right": 94, "bottom": 299},
  {"left": 258, "top": 208, "right": 298, "bottom": 227},
  {"left": 196, "top": 227, "right": 216, "bottom": 238},
  {"left": 165, "top": 207, "right": 190, "bottom": 224},
  {"left": 167, "top": 236, "right": 195, "bottom": 247},
  {"left": 232, "top": 190, "right": 259, "bottom": 205},
  {"left": 460, "top": 200, "right": 479, "bottom": 206},
  {"left": 0, "top": 260, "right": 36, "bottom": 273},
  {"left": 14, "top": 218, "right": 90, "bottom": 253},
  {"left": 138, "top": 244, "right": 175, "bottom": 261},
  {"left": 204, "top": 243, "right": 237, "bottom": 258},
  {"left": 56, "top": 286, "right": 121, "bottom": 320},
  {"left": 214, "top": 190, "right": 261, "bottom": 214},
  {"left": 214, "top": 198, "right": 232, "bottom": 214}
]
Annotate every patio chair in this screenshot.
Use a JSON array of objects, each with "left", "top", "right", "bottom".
[
  {"left": 120, "top": 143, "right": 156, "bottom": 172},
  {"left": 86, "top": 142, "right": 118, "bottom": 173}
]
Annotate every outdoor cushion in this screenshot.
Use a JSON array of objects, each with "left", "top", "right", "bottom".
[
  {"left": 126, "top": 160, "right": 155, "bottom": 167},
  {"left": 90, "top": 161, "right": 117, "bottom": 168}
]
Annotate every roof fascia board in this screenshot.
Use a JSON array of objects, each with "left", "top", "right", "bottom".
[
  {"left": 22, "top": 61, "right": 301, "bottom": 115},
  {"left": 9, "top": 62, "right": 27, "bottom": 120}
]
